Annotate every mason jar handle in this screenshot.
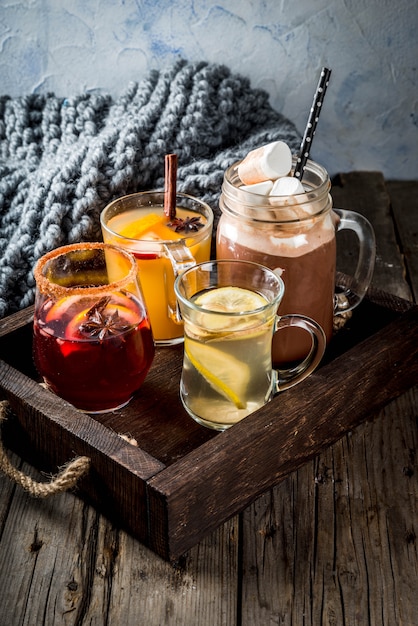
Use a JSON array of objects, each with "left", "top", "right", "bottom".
[
  {"left": 273, "top": 314, "right": 326, "bottom": 393},
  {"left": 164, "top": 241, "right": 197, "bottom": 323},
  {"left": 333, "top": 209, "right": 376, "bottom": 314}
]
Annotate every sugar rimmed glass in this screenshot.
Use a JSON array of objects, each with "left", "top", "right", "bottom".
[{"left": 33, "top": 242, "right": 155, "bottom": 413}]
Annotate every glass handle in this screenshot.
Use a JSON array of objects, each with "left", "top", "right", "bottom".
[
  {"left": 164, "top": 241, "right": 197, "bottom": 323},
  {"left": 333, "top": 208, "right": 376, "bottom": 314},
  {"left": 272, "top": 314, "right": 326, "bottom": 394}
]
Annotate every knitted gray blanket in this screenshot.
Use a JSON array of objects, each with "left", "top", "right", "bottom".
[{"left": 0, "top": 59, "right": 301, "bottom": 318}]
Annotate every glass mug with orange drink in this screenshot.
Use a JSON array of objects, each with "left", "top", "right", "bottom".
[
  {"left": 33, "top": 242, "right": 155, "bottom": 413},
  {"left": 101, "top": 191, "right": 213, "bottom": 345}
]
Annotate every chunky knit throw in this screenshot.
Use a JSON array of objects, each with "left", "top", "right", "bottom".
[{"left": 0, "top": 59, "right": 301, "bottom": 318}]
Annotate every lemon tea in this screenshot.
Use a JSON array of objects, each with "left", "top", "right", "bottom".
[
  {"left": 174, "top": 260, "right": 326, "bottom": 430},
  {"left": 181, "top": 286, "right": 274, "bottom": 429}
]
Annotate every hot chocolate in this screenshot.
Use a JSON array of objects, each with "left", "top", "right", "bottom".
[
  {"left": 216, "top": 155, "right": 376, "bottom": 366},
  {"left": 217, "top": 214, "right": 336, "bottom": 364}
]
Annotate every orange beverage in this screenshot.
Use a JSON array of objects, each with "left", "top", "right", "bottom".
[{"left": 101, "top": 192, "right": 213, "bottom": 345}]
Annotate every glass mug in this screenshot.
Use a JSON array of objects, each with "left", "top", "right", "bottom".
[
  {"left": 33, "top": 242, "right": 155, "bottom": 413},
  {"left": 101, "top": 191, "right": 213, "bottom": 345},
  {"left": 216, "top": 157, "right": 376, "bottom": 365},
  {"left": 174, "top": 260, "right": 326, "bottom": 431}
]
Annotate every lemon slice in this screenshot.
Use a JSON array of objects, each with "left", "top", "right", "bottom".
[
  {"left": 194, "top": 286, "right": 266, "bottom": 312},
  {"left": 185, "top": 338, "right": 249, "bottom": 409},
  {"left": 193, "top": 286, "right": 268, "bottom": 332}
]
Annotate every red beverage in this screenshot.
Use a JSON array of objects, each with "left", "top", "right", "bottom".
[{"left": 33, "top": 292, "right": 154, "bottom": 413}]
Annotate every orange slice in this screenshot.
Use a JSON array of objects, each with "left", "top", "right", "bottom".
[
  {"left": 118, "top": 213, "right": 164, "bottom": 239},
  {"left": 117, "top": 213, "right": 185, "bottom": 241},
  {"left": 45, "top": 295, "right": 80, "bottom": 323},
  {"left": 65, "top": 299, "right": 140, "bottom": 341},
  {"left": 145, "top": 221, "right": 183, "bottom": 241}
]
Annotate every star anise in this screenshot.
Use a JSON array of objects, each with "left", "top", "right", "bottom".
[
  {"left": 167, "top": 216, "right": 204, "bottom": 233},
  {"left": 78, "top": 296, "right": 132, "bottom": 341}
]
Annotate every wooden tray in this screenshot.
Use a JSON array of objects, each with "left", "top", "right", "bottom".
[{"left": 1, "top": 288, "right": 417, "bottom": 561}]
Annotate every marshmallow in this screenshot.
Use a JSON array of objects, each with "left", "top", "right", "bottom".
[
  {"left": 241, "top": 180, "right": 274, "bottom": 195},
  {"left": 270, "top": 176, "right": 305, "bottom": 196},
  {"left": 237, "top": 141, "right": 292, "bottom": 185}
]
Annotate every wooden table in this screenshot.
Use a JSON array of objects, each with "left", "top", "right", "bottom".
[{"left": 0, "top": 173, "right": 417, "bottom": 626}]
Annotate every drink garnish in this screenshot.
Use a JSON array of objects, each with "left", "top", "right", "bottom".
[
  {"left": 78, "top": 296, "right": 133, "bottom": 341},
  {"left": 118, "top": 213, "right": 163, "bottom": 239},
  {"left": 164, "top": 153, "right": 177, "bottom": 219},
  {"left": 185, "top": 339, "right": 249, "bottom": 409},
  {"left": 194, "top": 286, "right": 267, "bottom": 334},
  {"left": 238, "top": 141, "right": 292, "bottom": 185},
  {"left": 167, "top": 215, "right": 204, "bottom": 233},
  {"left": 193, "top": 286, "right": 267, "bottom": 331},
  {"left": 194, "top": 286, "right": 266, "bottom": 312}
]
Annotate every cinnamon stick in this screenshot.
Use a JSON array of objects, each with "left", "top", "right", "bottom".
[{"left": 164, "top": 153, "right": 177, "bottom": 219}]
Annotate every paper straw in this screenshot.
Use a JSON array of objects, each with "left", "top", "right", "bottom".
[{"left": 294, "top": 67, "right": 332, "bottom": 180}]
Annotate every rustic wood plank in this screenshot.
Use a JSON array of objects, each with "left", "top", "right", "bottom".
[
  {"left": 240, "top": 386, "right": 418, "bottom": 625},
  {"left": 0, "top": 475, "right": 104, "bottom": 625},
  {"left": 331, "top": 171, "right": 412, "bottom": 300},
  {"left": 105, "top": 519, "right": 239, "bottom": 626},
  {"left": 0, "top": 460, "right": 239, "bottom": 625},
  {"left": 0, "top": 447, "right": 19, "bottom": 531},
  {"left": 240, "top": 173, "right": 417, "bottom": 624},
  {"left": 386, "top": 180, "right": 418, "bottom": 300}
]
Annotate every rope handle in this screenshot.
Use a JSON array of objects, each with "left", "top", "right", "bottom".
[{"left": 0, "top": 400, "right": 90, "bottom": 498}]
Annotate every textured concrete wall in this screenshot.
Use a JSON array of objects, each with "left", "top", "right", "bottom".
[{"left": 1, "top": 0, "right": 417, "bottom": 179}]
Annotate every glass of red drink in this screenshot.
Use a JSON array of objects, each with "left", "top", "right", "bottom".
[{"left": 33, "top": 242, "right": 155, "bottom": 413}]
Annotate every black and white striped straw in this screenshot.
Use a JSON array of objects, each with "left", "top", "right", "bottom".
[{"left": 294, "top": 67, "right": 332, "bottom": 180}]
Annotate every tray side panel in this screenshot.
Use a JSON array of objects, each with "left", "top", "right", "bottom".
[
  {"left": 0, "top": 361, "right": 166, "bottom": 550},
  {"left": 147, "top": 305, "right": 418, "bottom": 559}
]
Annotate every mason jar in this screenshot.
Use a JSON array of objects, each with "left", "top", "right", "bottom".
[{"left": 216, "top": 157, "right": 376, "bottom": 365}]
